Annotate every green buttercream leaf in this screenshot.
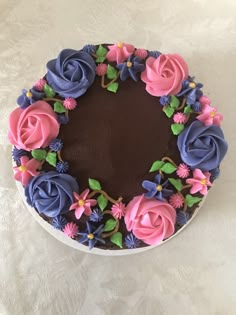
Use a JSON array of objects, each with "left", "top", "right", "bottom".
[
  {"left": 96, "top": 56, "right": 106, "bottom": 63},
  {"left": 103, "top": 219, "right": 117, "bottom": 232},
  {"left": 107, "top": 82, "right": 119, "bottom": 93},
  {"left": 184, "top": 105, "right": 193, "bottom": 114},
  {"left": 97, "top": 194, "right": 108, "bottom": 211},
  {"left": 168, "top": 178, "right": 183, "bottom": 191},
  {"left": 185, "top": 194, "right": 202, "bottom": 207},
  {"left": 43, "top": 83, "right": 55, "bottom": 97},
  {"left": 171, "top": 123, "right": 185, "bottom": 135},
  {"left": 88, "top": 178, "right": 102, "bottom": 190},
  {"left": 110, "top": 232, "right": 123, "bottom": 248},
  {"left": 149, "top": 160, "right": 165, "bottom": 172},
  {"left": 161, "top": 162, "right": 177, "bottom": 174},
  {"left": 96, "top": 45, "right": 108, "bottom": 57},
  {"left": 46, "top": 152, "right": 57, "bottom": 167},
  {"left": 106, "top": 64, "right": 118, "bottom": 79},
  {"left": 53, "top": 101, "right": 66, "bottom": 113},
  {"left": 31, "top": 149, "right": 47, "bottom": 161},
  {"left": 170, "top": 95, "right": 180, "bottom": 109},
  {"left": 163, "top": 106, "right": 175, "bottom": 118}
]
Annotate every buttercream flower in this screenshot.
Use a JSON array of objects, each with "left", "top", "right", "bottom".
[
  {"left": 141, "top": 54, "right": 189, "bottom": 96},
  {"left": 69, "top": 189, "right": 97, "bottom": 220},
  {"left": 33, "top": 78, "right": 47, "bottom": 92},
  {"left": 196, "top": 104, "right": 223, "bottom": 126},
  {"left": 13, "top": 156, "right": 41, "bottom": 186},
  {"left": 186, "top": 169, "right": 212, "bottom": 195},
  {"left": 117, "top": 56, "right": 145, "bottom": 81},
  {"left": 12, "top": 147, "right": 28, "bottom": 165},
  {"left": 25, "top": 171, "right": 79, "bottom": 218},
  {"left": 63, "top": 98, "right": 77, "bottom": 110},
  {"left": 78, "top": 221, "right": 105, "bottom": 250},
  {"left": 173, "top": 112, "right": 186, "bottom": 124},
  {"left": 124, "top": 233, "right": 141, "bottom": 249},
  {"left": 142, "top": 174, "right": 173, "bottom": 201},
  {"left": 199, "top": 95, "right": 211, "bottom": 107},
  {"left": 46, "top": 49, "right": 96, "bottom": 98},
  {"left": 177, "top": 77, "right": 203, "bottom": 106},
  {"left": 124, "top": 194, "right": 176, "bottom": 245},
  {"left": 8, "top": 101, "right": 60, "bottom": 151},
  {"left": 17, "top": 89, "right": 34, "bottom": 109},
  {"left": 96, "top": 64, "right": 108, "bottom": 76},
  {"left": 111, "top": 202, "right": 126, "bottom": 219},
  {"left": 169, "top": 193, "right": 184, "bottom": 209},
  {"left": 52, "top": 215, "right": 67, "bottom": 230},
  {"left": 177, "top": 120, "right": 228, "bottom": 171},
  {"left": 176, "top": 163, "right": 190, "bottom": 178},
  {"left": 135, "top": 49, "right": 148, "bottom": 59},
  {"left": 63, "top": 222, "right": 78, "bottom": 238},
  {"left": 106, "top": 42, "right": 135, "bottom": 64}
]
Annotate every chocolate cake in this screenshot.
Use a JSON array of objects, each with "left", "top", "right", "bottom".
[{"left": 8, "top": 43, "right": 228, "bottom": 251}]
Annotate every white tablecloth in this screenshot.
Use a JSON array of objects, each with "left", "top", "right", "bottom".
[{"left": 0, "top": 0, "right": 235, "bottom": 314}]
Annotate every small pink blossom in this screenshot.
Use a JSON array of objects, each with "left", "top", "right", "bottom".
[
  {"left": 96, "top": 64, "right": 108, "bottom": 76},
  {"left": 63, "top": 222, "right": 78, "bottom": 238},
  {"left": 197, "top": 104, "right": 223, "bottom": 126},
  {"left": 199, "top": 95, "right": 211, "bottom": 108},
  {"left": 33, "top": 78, "right": 47, "bottom": 91},
  {"left": 176, "top": 163, "right": 190, "bottom": 178},
  {"left": 69, "top": 189, "right": 97, "bottom": 220},
  {"left": 13, "top": 156, "right": 41, "bottom": 186},
  {"left": 186, "top": 169, "right": 212, "bottom": 196},
  {"left": 173, "top": 112, "right": 186, "bottom": 124},
  {"left": 63, "top": 98, "right": 77, "bottom": 110},
  {"left": 111, "top": 202, "right": 126, "bottom": 219},
  {"left": 135, "top": 48, "right": 148, "bottom": 59},
  {"left": 106, "top": 42, "right": 135, "bottom": 64},
  {"left": 169, "top": 193, "right": 184, "bottom": 209}
]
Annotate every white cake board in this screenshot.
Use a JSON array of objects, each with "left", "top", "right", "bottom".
[{"left": 16, "top": 180, "right": 205, "bottom": 256}]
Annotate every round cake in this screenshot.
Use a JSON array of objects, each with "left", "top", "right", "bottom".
[{"left": 8, "top": 42, "right": 228, "bottom": 252}]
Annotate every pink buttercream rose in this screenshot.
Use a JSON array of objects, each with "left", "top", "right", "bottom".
[
  {"left": 8, "top": 101, "right": 60, "bottom": 151},
  {"left": 141, "top": 54, "right": 189, "bottom": 96},
  {"left": 124, "top": 194, "right": 176, "bottom": 245},
  {"left": 106, "top": 42, "right": 135, "bottom": 64}
]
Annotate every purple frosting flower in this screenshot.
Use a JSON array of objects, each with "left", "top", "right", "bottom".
[
  {"left": 25, "top": 171, "right": 79, "bottom": 217},
  {"left": 46, "top": 49, "right": 96, "bottom": 98},
  {"left": 177, "top": 120, "right": 228, "bottom": 171},
  {"left": 142, "top": 173, "right": 173, "bottom": 201},
  {"left": 117, "top": 56, "right": 145, "bottom": 81}
]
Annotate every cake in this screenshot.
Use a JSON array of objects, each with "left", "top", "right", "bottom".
[{"left": 8, "top": 43, "right": 228, "bottom": 252}]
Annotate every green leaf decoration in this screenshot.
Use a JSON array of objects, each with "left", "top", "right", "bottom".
[
  {"left": 53, "top": 101, "right": 66, "bottom": 113},
  {"left": 103, "top": 219, "right": 117, "bottom": 232},
  {"left": 185, "top": 194, "right": 202, "bottom": 207},
  {"left": 107, "top": 82, "right": 119, "bottom": 93},
  {"left": 31, "top": 149, "right": 47, "bottom": 161},
  {"left": 161, "top": 162, "right": 177, "bottom": 174},
  {"left": 110, "top": 232, "right": 123, "bottom": 248},
  {"left": 184, "top": 105, "right": 193, "bottom": 114},
  {"left": 149, "top": 160, "right": 165, "bottom": 173},
  {"left": 88, "top": 178, "right": 102, "bottom": 190},
  {"left": 96, "top": 56, "right": 106, "bottom": 63},
  {"left": 163, "top": 106, "right": 175, "bottom": 118},
  {"left": 43, "top": 83, "right": 55, "bottom": 97},
  {"left": 106, "top": 64, "right": 118, "bottom": 79},
  {"left": 96, "top": 45, "right": 108, "bottom": 57},
  {"left": 171, "top": 123, "right": 185, "bottom": 135},
  {"left": 97, "top": 194, "right": 108, "bottom": 211},
  {"left": 46, "top": 152, "right": 57, "bottom": 167},
  {"left": 168, "top": 178, "right": 183, "bottom": 191},
  {"left": 170, "top": 95, "right": 180, "bottom": 109}
]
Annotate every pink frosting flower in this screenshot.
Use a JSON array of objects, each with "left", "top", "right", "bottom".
[
  {"left": 196, "top": 104, "right": 223, "bottom": 126},
  {"left": 33, "top": 78, "right": 46, "bottom": 91},
  {"left": 111, "top": 202, "right": 126, "bottom": 219},
  {"left": 8, "top": 101, "right": 60, "bottom": 151},
  {"left": 63, "top": 222, "right": 78, "bottom": 238},
  {"left": 124, "top": 194, "right": 176, "bottom": 245},
  {"left": 13, "top": 156, "right": 41, "bottom": 186},
  {"left": 106, "top": 42, "right": 135, "bottom": 64},
  {"left": 63, "top": 98, "right": 77, "bottom": 110},
  {"left": 96, "top": 64, "right": 108, "bottom": 76},
  {"left": 135, "top": 48, "right": 148, "bottom": 59},
  {"left": 176, "top": 163, "right": 190, "bottom": 178},
  {"left": 199, "top": 95, "right": 211, "bottom": 107},
  {"left": 169, "top": 193, "right": 184, "bottom": 209},
  {"left": 173, "top": 112, "right": 186, "bottom": 124},
  {"left": 186, "top": 169, "right": 212, "bottom": 195},
  {"left": 141, "top": 54, "right": 189, "bottom": 96},
  {"left": 69, "top": 189, "right": 97, "bottom": 220}
]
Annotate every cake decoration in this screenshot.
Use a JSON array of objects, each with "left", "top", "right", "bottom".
[{"left": 8, "top": 43, "right": 228, "bottom": 251}]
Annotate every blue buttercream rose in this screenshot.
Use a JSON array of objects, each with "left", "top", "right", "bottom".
[
  {"left": 177, "top": 120, "right": 228, "bottom": 171},
  {"left": 25, "top": 171, "right": 79, "bottom": 217},
  {"left": 46, "top": 49, "right": 96, "bottom": 98}
]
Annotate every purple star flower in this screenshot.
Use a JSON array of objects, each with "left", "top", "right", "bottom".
[
  {"left": 77, "top": 221, "right": 105, "bottom": 250},
  {"left": 142, "top": 174, "right": 173, "bottom": 201},
  {"left": 117, "top": 56, "right": 145, "bottom": 81},
  {"left": 177, "top": 77, "right": 203, "bottom": 107}
]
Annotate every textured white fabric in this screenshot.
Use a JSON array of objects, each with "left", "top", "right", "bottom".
[{"left": 0, "top": 0, "right": 236, "bottom": 314}]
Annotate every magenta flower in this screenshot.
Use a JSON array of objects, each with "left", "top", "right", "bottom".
[
  {"left": 63, "top": 98, "right": 77, "bottom": 110},
  {"left": 69, "top": 189, "right": 97, "bottom": 219},
  {"left": 111, "top": 202, "right": 126, "bottom": 219},
  {"left": 176, "top": 163, "right": 190, "bottom": 178},
  {"left": 199, "top": 95, "right": 211, "bottom": 107},
  {"left": 63, "top": 222, "right": 78, "bottom": 238},
  {"left": 106, "top": 42, "right": 135, "bottom": 64},
  {"left": 173, "top": 112, "right": 186, "bottom": 124},
  {"left": 186, "top": 169, "right": 212, "bottom": 195},
  {"left": 33, "top": 78, "right": 47, "bottom": 91},
  {"left": 197, "top": 104, "right": 223, "bottom": 126},
  {"left": 169, "top": 193, "right": 184, "bottom": 209},
  {"left": 13, "top": 156, "right": 41, "bottom": 186},
  {"left": 96, "top": 64, "right": 108, "bottom": 76}
]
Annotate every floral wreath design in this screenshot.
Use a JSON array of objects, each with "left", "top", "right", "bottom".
[{"left": 8, "top": 43, "right": 228, "bottom": 250}]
